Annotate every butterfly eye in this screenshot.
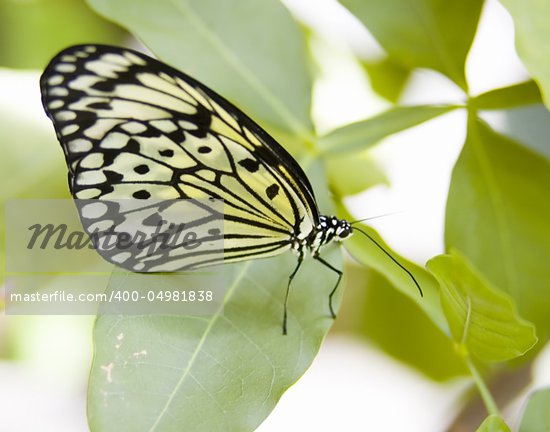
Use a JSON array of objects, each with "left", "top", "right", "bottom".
[{"left": 338, "top": 225, "right": 351, "bottom": 239}]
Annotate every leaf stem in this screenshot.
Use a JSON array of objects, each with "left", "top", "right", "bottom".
[{"left": 466, "top": 357, "right": 500, "bottom": 417}]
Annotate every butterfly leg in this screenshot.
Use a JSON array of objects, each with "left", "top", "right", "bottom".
[
  {"left": 313, "top": 254, "right": 342, "bottom": 319},
  {"left": 283, "top": 251, "right": 304, "bottom": 335}
]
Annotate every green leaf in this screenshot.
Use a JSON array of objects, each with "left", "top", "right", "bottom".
[
  {"left": 519, "top": 388, "right": 550, "bottom": 432},
  {"left": 325, "top": 151, "right": 389, "bottom": 197},
  {"left": 318, "top": 105, "right": 457, "bottom": 154},
  {"left": 471, "top": 81, "right": 542, "bottom": 110},
  {"left": 87, "top": 0, "right": 313, "bottom": 138},
  {"left": 475, "top": 415, "right": 511, "bottom": 432},
  {"left": 88, "top": 248, "right": 343, "bottom": 432},
  {"left": 446, "top": 118, "right": 550, "bottom": 340},
  {"left": 335, "top": 201, "right": 448, "bottom": 332},
  {"left": 499, "top": 0, "right": 550, "bottom": 111},
  {"left": 361, "top": 57, "right": 411, "bottom": 103},
  {"left": 340, "top": 0, "right": 483, "bottom": 90},
  {"left": 427, "top": 251, "right": 537, "bottom": 362}
]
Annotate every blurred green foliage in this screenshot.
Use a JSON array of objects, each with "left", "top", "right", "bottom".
[
  {"left": 519, "top": 387, "right": 550, "bottom": 431},
  {"left": 334, "top": 265, "right": 466, "bottom": 381},
  {"left": 499, "top": 0, "right": 550, "bottom": 110},
  {"left": 475, "top": 415, "right": 511, "bottom": 432},
  {"left": 326, "top": 151, "right": 389, "bottom": 197},
  {"left": 1, "top": 0, "right": 549, "bottom": 430},
  {"left": 341, "top": 0, "right": 484, "bottom": 90},
  {"left": 0, "top": 0, "right": 126, "bottom": 69},
  {"left": 361, "top": 57, "right": 410, "bottom": 103}
]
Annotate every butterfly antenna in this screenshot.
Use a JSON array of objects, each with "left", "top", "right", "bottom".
[
  {"left": 352, "top": 226, "right": 423, "bottom": 297},
  {"left": 350, "top": 211, "right": 405, "bottom": 225}
]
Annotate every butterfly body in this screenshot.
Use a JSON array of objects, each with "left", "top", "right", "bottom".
[{"left": 291, "top": 215, "right": 352, "bottom": 257}]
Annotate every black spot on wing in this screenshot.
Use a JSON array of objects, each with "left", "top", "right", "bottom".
[
  {"left": 126, "top": 139, "right": 140, "bottom": 153},
  {"left": 133, "top": 190, "right": 151, "bottom": 199},
  {"left": 88, "top": 101, "right": 111, "bottom": 110},
  {"left": 266, "top": 184, "right": 280, "bottom": 200},
  {"left": 134, "top": 164, "right": 150, "bottom": 174},
  {"left": 102, "top": 151, "right": 116, "bottom": 167},
  {"left": 104, "top": 169, "right": 123, "bottom": 182},
  {"left": 159, "top": 149, "right": 174, "bottom": 157},
  {"left": 198, "top": 146, "right": 211, "bottom": 154},
  {"left": 91, "top": 80, "right": 116, "bottom": 92},
  {"left": 238, "top": 158, "right": 260, "bottom": 173}
]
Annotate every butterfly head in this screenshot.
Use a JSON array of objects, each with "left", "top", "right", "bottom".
[{"left": 316, "top": 216, "right": 352, "bottom": 244}]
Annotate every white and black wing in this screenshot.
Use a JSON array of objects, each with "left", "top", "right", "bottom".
[{"left": 40, "top": 44, "right": 319, "bottom": 271}]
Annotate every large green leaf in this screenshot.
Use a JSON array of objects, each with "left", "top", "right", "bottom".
[
  {"left": 499, "top": 0, "right": 550, "bottom": 110},
  {"left": 427, "top": 252, "right": 537, "bottom": 362},
  {"left": 318, "top": 105, "right": 456, "bottom": 154},
  {"left": 446, "top": 118, "right": 550, "bottom": 339},
  {"left": 519, "top": 388, "right": 550, "bottom": 432},
  {"left": 340, "top": 0, "right": 483, "bottom": 90},
  {"left": 88, "top": 249, "right": 342, "bottom": 431},
  {"left": 475, "top": 415, "right": 511, "bottom": 432},
  {"left": 87, "top": 0, "right": 313, "bottom": 138}
]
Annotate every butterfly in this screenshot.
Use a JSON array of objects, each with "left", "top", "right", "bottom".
[{"left": 40, "top": 44, "right": 421, "bottom": 334}]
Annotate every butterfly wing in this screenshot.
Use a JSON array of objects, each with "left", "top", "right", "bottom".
[{"left": 40, "top": 44, "right": 319, "bottom": 270}]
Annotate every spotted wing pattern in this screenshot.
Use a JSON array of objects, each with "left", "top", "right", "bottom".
[{"left": 40, "top": 44, "right": 319, "bottom": 270}]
